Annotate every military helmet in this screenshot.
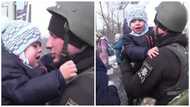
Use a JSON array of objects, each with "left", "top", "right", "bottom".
[
  {"left": 47, "top": 2, "right": 94, "bottom": 46},
  {"left": 155, "top": 2, "right": 187, "bottom": 33}
]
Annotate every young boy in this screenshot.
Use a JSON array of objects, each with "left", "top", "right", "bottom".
[
  {"left": 2, "top": 20, "right": 77, "bottom": 104},
  {"left": 121, "top": 5, "right": 158, "bottom": 72},
  {"left": 2, "top": 20, "right": 42, "bottom": 68}
]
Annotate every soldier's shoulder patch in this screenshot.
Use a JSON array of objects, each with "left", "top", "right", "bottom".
[{"left": 137, "top": 61, "right": 153, "bottom": 84}]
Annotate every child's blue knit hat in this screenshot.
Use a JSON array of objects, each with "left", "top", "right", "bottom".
[
  {"left": 126, "top": 5, "right": 148, "bottom": 27},
  {"left": 2, "top": 20, "right": 41, "bottom": 55}
]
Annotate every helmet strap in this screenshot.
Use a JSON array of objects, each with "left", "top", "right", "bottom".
[{"left": 61, "top": 22, "right": 71, "bottom": 61}]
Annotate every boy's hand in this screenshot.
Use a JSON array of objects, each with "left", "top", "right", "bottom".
[
  {"left": 147, "top": 47, "right": 159, "bottom": 59},
  {"left": 59, "top": 60, "right": 77, "bottom": 80}
]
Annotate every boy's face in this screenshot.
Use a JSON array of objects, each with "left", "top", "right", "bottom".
[
  {"left": 24, "top": 42, "right": 42, "bottom": 67},
  {"left": 154, "top": 26, "right": 168, "bottom": 37},
  {"left": 130, "top": 19, "right": 145, "bottom": 34}
]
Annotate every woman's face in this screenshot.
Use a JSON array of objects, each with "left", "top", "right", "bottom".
[
  {"left": 24, "top": 42, "right": 42, "bottom": 67},
  {"left": 130, "top": 19, "right": 145, "bottom": 34}
]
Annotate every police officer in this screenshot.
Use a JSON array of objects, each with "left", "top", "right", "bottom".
[
  {"left": 122, "top": 2, "right": 188, "bottom": 105},
  {"left": 41, "top": 2, "right": 94, "bottom": 105}
]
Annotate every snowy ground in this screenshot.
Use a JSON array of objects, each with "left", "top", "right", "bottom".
[{"left": 107, "top": 55, "right": 128, "bottom": 105}]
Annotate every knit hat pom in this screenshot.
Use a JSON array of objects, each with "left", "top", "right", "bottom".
[
  {"left": 126, "top": 5, "right": 148, "bottom": 27},
  {"left": 2, "top": 20, "right": 41, "bottom": 55}
]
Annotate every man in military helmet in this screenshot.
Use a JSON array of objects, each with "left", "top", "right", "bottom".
[
  {"left": 122, "top": 2, "right": 188, "bottom": 105},
  {"left": 41, "top": 2, "right": 94, "bottom": 105}
]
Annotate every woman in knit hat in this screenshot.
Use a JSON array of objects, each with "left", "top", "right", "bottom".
[{"left": 2, "top": 20, "right": 77, "bottom": 104}]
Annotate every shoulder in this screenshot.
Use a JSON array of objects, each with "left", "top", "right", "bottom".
[
  {"left": 146, "top": 46, "right": 178, "bottom": 67},
  {"left": 2, "top": 49, "right": 30, "bottom": 79},
  {"left": 2, "top": 49, "right": 20, "bottom": 67},
  {"left": 125, "top": 33, "right": 133, "bottom": 37},
  {"left": 159, "top": 46, "right": 177, "bottom": 57},
  {"left": 152, "top": 47, "right": 174, "bottom": 60},
  {"left": 123, "top": 34, "right": 134, "bottom": 40}
]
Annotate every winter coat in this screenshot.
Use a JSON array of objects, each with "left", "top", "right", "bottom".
[
  {"left": 122, "top": 27, "right": 155, "bottom": 62},
  {"left": 96, "top": 55, "right": 120, "bottom": 105},
  {"left": 41, "top": 46, "right": 94, "bottom": 105},
  {"left": 122, "top": 33, "right": 188, "bottom": 105},
  {"left": 2, "top": 47, "right": 66, "bottom": 105}
]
